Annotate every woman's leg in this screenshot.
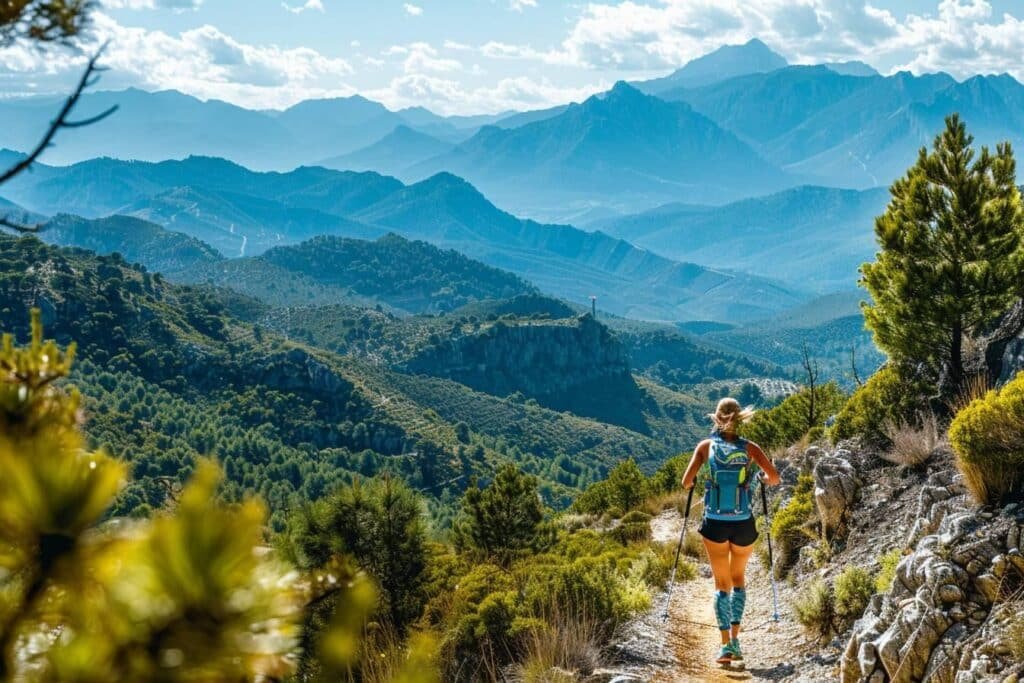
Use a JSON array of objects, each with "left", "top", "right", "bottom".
[
  {"left": 702, "top": 536, "right": 733, "bottom": 645},
  {"left": 728, "top": 541, "right": 755, "bottom": 639}
]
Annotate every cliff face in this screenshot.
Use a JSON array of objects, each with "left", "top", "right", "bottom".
[
  {"left": 405, "top": 314, "right": 628, "bottom": 396},
  {"left": 402, "top": 314, "right": 648, "bottom": 431}
]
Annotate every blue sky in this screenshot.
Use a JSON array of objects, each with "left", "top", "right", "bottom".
[{"left": 2, "top": 0, "right": 1024, "bottom": 113}]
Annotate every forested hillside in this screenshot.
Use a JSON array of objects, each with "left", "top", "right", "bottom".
[{"left": 0, "top": 234, "right": 723, "bottom": 528}]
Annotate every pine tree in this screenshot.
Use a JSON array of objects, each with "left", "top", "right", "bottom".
[
  {"left": 862, "top": 114, "right": 1024, "bottom": 400},
  {"left": 0, "top": 310, "right": 302, "bottom": 680},
  {"left": 455, "top": 464, "right": 546, "bottom": 567}
]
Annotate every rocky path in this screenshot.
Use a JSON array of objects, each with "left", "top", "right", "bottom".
[{"left": 612, "top": 510, "right": 836, "bottom": 682}]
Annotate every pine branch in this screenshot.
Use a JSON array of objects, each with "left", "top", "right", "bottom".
[
  {"left": 0, "top": 42, "right": 117, "bottom": 188},
  {"left": 0, "top": 215, "right": 44, "bottom": 233}
]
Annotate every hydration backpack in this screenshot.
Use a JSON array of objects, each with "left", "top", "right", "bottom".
[{"left": 703, "top": 433, "right": 753, "bottom": 521}]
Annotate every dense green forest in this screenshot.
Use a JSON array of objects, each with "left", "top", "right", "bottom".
[{"left": 0, "top": 234, "right": 741, "bottom": 528}]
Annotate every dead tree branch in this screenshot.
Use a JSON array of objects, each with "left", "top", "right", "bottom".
[{"left": 0, "top": 42, "right": 117, "bottom": 232}]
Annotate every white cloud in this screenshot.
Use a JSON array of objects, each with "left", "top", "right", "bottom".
[
  {"left": 0, "top": 12, "right": 355, "bottom": 109},
  {"left": 404, "top": 3, "right": 423, "bottom": 16},
  {"left": 102, "top": 0, "right": 202, "bottom": 10},
  {"left": 483, "top": 0, "right": 1024, "bottom": 81},
  {"left": 282, "top": 0, "right": 324, "bottom": 14},
  {"left": 401, "top": 42, "right": 462, "bottom": 73},
  {"left": 509, "top": 0, "right": 538, "bottom": 11},
  {"left": 368, "top": 73, "right": 607, "bottom": 115}
]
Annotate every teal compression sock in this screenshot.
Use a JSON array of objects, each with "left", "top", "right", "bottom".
[
  {"left": 714, "top": 590, "right": 731, "bottom": 631},
  {"left": 731, "top": 587, "right": 746, "bottom": 626}
]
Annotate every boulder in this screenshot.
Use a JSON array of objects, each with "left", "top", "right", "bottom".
[{"left": 813, "top": 452, "right": 860, "bottom": 540}]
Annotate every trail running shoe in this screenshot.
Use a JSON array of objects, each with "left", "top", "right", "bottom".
[
  {"left": 716, "top": 644, "right": 735, "bottom": 664},
  {"left": 730, "top": 638, "right": 744, "bottom": 662}
]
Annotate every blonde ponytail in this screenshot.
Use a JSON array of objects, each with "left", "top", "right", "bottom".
[{"left": 707, "top": 397, "right": 755, "bottom": 434}]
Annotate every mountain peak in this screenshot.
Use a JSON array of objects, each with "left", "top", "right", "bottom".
[
  {"left": 638, "top": 38, "right": 787, "bottom": 93},
  {"left": 608, "top": 80, "right": 644, "bottom": 98}
]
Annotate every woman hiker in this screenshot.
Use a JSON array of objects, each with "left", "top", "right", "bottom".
[{"left": 680, "top": 397, "right": 781, "bottom": 666}]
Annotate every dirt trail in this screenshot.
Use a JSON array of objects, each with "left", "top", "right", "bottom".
[{"left": 638, "top": 510, "right": 822, "bottom": 682}]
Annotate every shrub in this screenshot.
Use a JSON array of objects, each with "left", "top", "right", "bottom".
[
  {"left": 831, "top": 365, "right": 930, "bottom": 444},
  {"left": 743, "top": 382, "right": 846, "bottom": 451},
  {"left": 834, "top": 566, "right": 875, "bottom": 626},
  {"left": 949, "top": 370, "right": 1024, "bottom": 504},
  {"left": 793, "top": 579, "right": 836, "bottom": 642},
  {"left": 1008, "top": 608, "right": 1024, "bottom": 661},
  {"left": 510, "top": 613, "right": 604, "bottom": 682},
  {"left": 620, "top": 510, "right": 652, "bottom": 525},
  {"left": 682, "top": 529, "right": 704, "bottom": 558},
  {"left": 875, "top": 549, "right": 902, "bottom": 593},
  {"left": 609, "top": 521, "right": 651, "bottom": 545},
  {"left": 647, "top": 453, "right": 690, "bottom": 495},
  {"left": 881, "top": 411, "right": 944, "bottom": 467},
  {"left": 573, "top": 459, "right": 648, "bottom": 516},
  {"left": 770, "top": 473, "right": 817, "bottom": 575}
]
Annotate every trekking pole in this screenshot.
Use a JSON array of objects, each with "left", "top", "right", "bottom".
[
  {"left": 661, "top": 485, "right": 695, "bottom": 622},
  {"left": 759, "top": 473, "right": 781, "bottom": 622}
]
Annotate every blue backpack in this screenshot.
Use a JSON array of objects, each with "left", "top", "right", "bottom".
[{"left": 703, "top": 433, "right": 753, "bottom": 521}]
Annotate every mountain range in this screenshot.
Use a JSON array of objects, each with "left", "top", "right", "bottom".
[
  {"left": 3, "top": 38, "right": 1023, "bottom": 223},
  {"left": 0, "top": 154, "right": 805, "bottom": 322},
  {"left": 592, "top": 185, "right": 890, "bottom": 291}
]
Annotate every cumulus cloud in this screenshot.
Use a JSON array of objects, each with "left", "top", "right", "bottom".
[
  {"left": 0, "top": 12, "right": 354, "bottom": 109},
  {"left": 102, "top": 0, "right": 202, "bottom": 10},
  {"left": 404, "top": 3, "right": 423, "bottom": 16},
  {"left": 509, "top": 0, "right": 538, "bottom": 11},
  {"left": 368, "top": 72, "right": 607, "bottom": 114},
  {"left": 489, "top": 0, "right": 1024, "bottom": 80},
  {"left": 282, "top": 0, "right": 324, "bottom": 14}
]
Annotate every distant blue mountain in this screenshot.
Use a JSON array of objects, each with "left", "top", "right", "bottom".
[
  {"left": 410, "top": 81, "right": 792, "bottom": 220},
  {"left": 318, "top": 125, "right": 454, "bottom": 178},
  {"left": 0, "top": 89, "right": 472, "bottom": 171},
  {"left": 595, "top": 185, "right": 890, "bottom": 291},
  {"left": 636, "top": 39, "right": 789, "bottom": 93},
  {"left": 662, "top": 66, "right": 1024, "bottom": 188},
  {"left": 0, "top": 155, "right": 805, "bottom": 322}
]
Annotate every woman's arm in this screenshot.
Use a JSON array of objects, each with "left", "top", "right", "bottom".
[
  {"left": 681, "top": 440, "right": 709, "bottom": 489},
  {"left": 747, "top": 441, "right": 781, "bottom": 486}
]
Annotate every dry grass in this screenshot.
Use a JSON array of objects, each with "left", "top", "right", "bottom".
[
  {"left": 356, "top": 624, "right": 439, "bottom": 683},
  {"left": 880, "top": 411, "right": 944, "bottom": 467},
  {"left": 682, "top": 529, "right": 703, "bottom": 558},
  {"left": 641, "top": 490, "right": 685, "bottom": 517},
  {"left": 951, "top": 373, "right": 993, "bottom": 415},
  {"left": 507, "top": 612, "right": 605, "bottom": 683}
]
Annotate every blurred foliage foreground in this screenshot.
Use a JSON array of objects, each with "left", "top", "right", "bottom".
[{"left": 0, "top": 310, "right": 417, "bottom": 682}]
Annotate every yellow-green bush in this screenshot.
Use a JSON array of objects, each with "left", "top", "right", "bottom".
[
  {"left": 831, "top": 365, "right": 930, "bottom": 444},
  {"left": 770, "top": 472, "right": 816, "bottom": 575},
  {"left": 875, "top": 549, "right": 902, "bottom": 593},
  {"left": 949, "top": 371, "right": 1024, "bottom": 504},
  {"left": 793, "top": 578, "right": 836, "bottom": 642},
  {"left": 834, "top": 565, "right": 874, "bottom": 625}
]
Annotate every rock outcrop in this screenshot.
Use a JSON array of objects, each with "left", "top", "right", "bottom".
[
  {"left": 403, "top": 314, "right": 630, "bottom": 398},
  {"left": 813, "top": 449, "right": 861, "bottom": 541},
  {"left": 842, "top": 469, "right": 1024, "bottom": 683},
  {"left": 402, "top": 314, "right": 651, "bottom": 430}
]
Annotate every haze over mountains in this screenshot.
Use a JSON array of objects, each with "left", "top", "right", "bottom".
[
  {"left": 2, "top": 38, "right": 1023, "bottom": 222},
  {"left": 4, "top": 36, "right": 1019, "bottom": 330},
  {"left": 0, "top": 154, "right": 803, "bottom": 322}
]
